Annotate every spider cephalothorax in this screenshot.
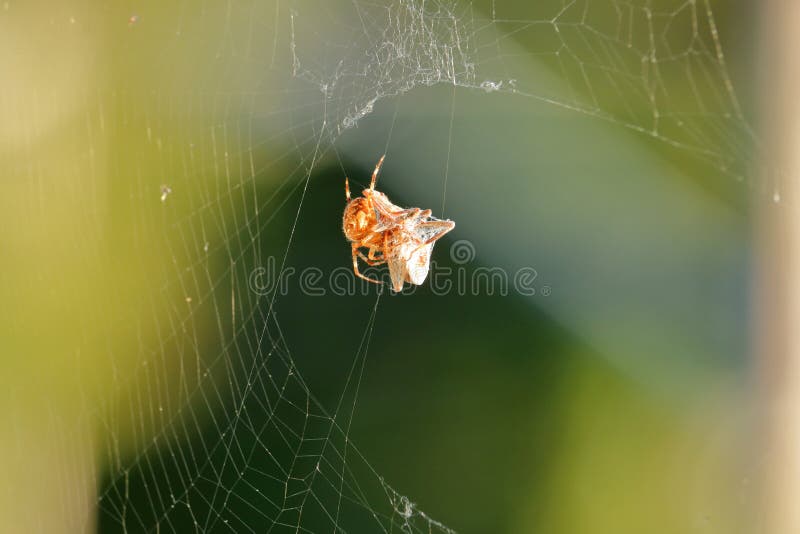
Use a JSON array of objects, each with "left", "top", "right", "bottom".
[{"left": 342, "top": 155, "right": 455, "bottom": 292}]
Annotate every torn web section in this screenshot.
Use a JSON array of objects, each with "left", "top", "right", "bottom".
[
  {"left": 480, "top": 0, "right": 754, "bottom": 182},
  {"left": 290, "top": 0, "right": 477, "bottom": 133},
  {"left": 289, "top": 0, "right": 754, "bottom": 185}
]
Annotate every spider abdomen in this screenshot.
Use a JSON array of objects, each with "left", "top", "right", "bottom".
[{"left": 342, "top": 198, "right": 375, "bottom": 242}]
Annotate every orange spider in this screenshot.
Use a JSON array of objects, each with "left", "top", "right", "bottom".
[{"left": 343, "top": 155, "right": 455, "bottom": 292}]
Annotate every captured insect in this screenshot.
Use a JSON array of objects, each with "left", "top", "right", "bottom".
[{"left": 343, "top": 155, "right": 455, "bottom": 292}]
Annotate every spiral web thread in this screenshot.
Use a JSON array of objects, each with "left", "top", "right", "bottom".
[{"left": 74, "top": 0, "right": 755, "bottom": 532}]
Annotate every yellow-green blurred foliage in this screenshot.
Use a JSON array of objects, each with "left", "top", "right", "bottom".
[{"left": 0, "top": 1, "right": 757, "bottom": 533}]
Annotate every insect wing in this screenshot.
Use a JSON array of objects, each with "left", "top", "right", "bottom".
[
  {"left": 404, "top": 242, "right": 434, "bottom": 285},
  {"left": 387, "top": 249, "right": 409, "bottom": 292},
  {"left": 403, "top": 218, "right": 454, "bottom": 286},
  {"left": 414, "top": 217, "right": 455, "bottom": 243},
  {"left": 387, "top": 237, "right": 433, "bottom": 290}
]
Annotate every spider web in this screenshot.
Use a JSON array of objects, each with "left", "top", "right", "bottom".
[
  {"left": 6, "top": 0, "right": 757, "bottom": 532},
  {"left": 290, "top": 0, "right": 757, "bottom": 184}
]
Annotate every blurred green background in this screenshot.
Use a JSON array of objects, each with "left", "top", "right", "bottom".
[{"left": 0, "top": 1, "right": 761, "bottom": 533}]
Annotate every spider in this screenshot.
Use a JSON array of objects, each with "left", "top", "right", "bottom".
[{"left": 343, "top": 155, "right": 455, "bottom": 292}]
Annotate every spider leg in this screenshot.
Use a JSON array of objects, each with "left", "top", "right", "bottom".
[
  {"left": 357, "top": 246, "right": 385, "bottom": 266},
  {"left": 369, "top": 154, "right": 386, "bottom": 191},
  {"left": 345, "top": 177, "right": 351, "bottom": 202},
  {"left": 371, "top": 194, "right": 415, "bottom": 218},
  {"left": 357, "top": 251, "right": 386, "bottom": 266},
  {"left": 352, "top": 244, "right": 382, "bottom": 284}
]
